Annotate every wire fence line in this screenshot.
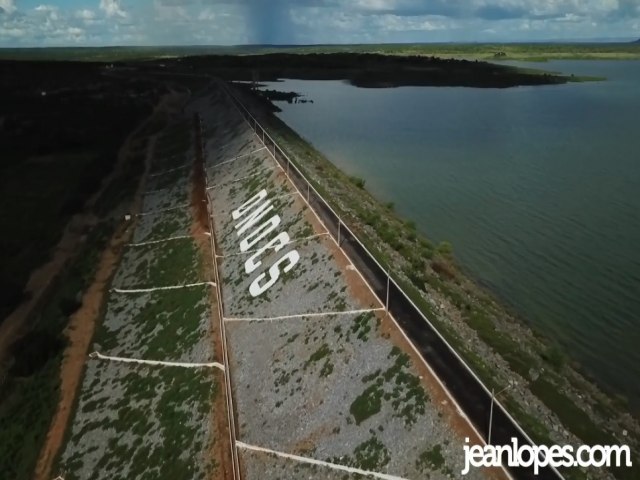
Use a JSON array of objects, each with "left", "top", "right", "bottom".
[
  {"left": 194, "top": 113, "right": 242, "bottom": 480},
  {"left": 221, "top": 81, "right": 564, "bottom": 480}
]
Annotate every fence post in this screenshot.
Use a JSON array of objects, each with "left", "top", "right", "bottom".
[{"left": 386, "top": 267, "right": 390, "bottom": 311}]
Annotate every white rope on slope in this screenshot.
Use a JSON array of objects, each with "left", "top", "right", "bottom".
[
  {"left": 111, "top": 282, "right": 216, "bottom": 294},
  {"left": 89, "top": 352, "right": 225, "bottom": 371},
  {"left": 224, "top": 308, "right": 385, "bottom": 323},
  {"left": 137, "top": 203, "right": 191, "bottom": 217},
  {"left": 127, "top": 235, "right": 191, "bottom": 247},
  {"left": 236, "top": 441, "right": 410, "bottom": 480}
]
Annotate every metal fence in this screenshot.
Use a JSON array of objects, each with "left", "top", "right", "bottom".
[
  {"left": 221, "top": 81, "right": 564, "bottom": 480},
  {"left": 194, "top": 114, "right": 242, "bottom": 480}
]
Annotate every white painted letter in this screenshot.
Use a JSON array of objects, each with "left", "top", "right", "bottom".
[
  {"left": 240, "top": 215, "right": 281, "bottom": 252},
  {"left": 249, "top": 250, "right": 300, "bottom": 297},
  {"left": 244, "top": 232, "right": 290, "bottom": 274},
  {"left": 236, "top": 199, "right": 274, "bottom": 236},
  {"left": 232, "top": 189, "right": 267, "bottom": 220}
]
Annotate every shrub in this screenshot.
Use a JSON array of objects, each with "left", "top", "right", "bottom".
[
  {"left": 436, "top": 241, "right": 453, "bottom": 256},
  {"left": 349, "top": 175, "right": 366, "bottom": 189}
]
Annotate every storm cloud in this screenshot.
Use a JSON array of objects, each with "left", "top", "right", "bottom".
[{"left": 0, "top": 0, "right": 638, "bottom": 46}]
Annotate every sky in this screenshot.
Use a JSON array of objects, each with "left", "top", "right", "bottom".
[{"left": 0, "top": 0, "right": 639, "bottom": 47}]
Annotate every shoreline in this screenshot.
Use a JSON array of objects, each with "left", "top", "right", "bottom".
[
  {"left": 233, "top": 81, "right": 640, "bottom": 480},
  {"left": 257, "top": 74, "right": 637, "bottom": 412},
  {"left": 1, "top": 44, "right": 639, "bottom": 63}
]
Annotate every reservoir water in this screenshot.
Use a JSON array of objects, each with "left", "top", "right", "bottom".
[{"left": 262, "top": 61, "right": 640, "bottom": 412}]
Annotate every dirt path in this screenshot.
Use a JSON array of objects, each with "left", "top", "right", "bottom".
[
  {"left": 32, "top": 220, "right": 131, "bottom": 480},
  {"left": 0, "top": 91, "right": 182, "bottom": 368},
  {"left": 0, "top": 215, "right": 95, "bottom": 365},
  {"left": 32, "top": 91, "right": 190, "bottom": 480},
  {"left": 31, "top": 132, "right": 158, "bottom": 480},
  {"left": 192, "top": 114, "right": 234, "bottom": 480}
]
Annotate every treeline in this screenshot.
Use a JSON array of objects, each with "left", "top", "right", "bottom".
[
  {"left": 158, "top": 52, "right": 569, "bottom": 88},
  {"left": 0, "top": 61, "right": 164, "bottom": 324}
]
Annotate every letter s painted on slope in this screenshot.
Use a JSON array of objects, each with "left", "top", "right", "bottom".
[
  {"left": 244, "top": 232, "right": 290, "bottom": 275},
  {"left": 249, "top": 250, "right": 300, "bottom": 298}
]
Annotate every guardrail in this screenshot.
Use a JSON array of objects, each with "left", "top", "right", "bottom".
[
  {"left": 221, "top": 81, "right": 565, "bottom": 480},
  {"left": 194, "top": 114, "right": 241, "bottom": 480}
]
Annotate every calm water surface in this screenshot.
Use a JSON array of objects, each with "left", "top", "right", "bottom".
[{"left": 262, "top": 61, "right": 640, "bottom": 410}]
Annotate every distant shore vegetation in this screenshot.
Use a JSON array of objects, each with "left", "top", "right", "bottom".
[{"left": 0, "top": 41, "right": 638, "bottom": 63}]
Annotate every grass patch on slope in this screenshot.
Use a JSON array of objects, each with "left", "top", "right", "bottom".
[
  {"left": 0, "top": 221, "right": 113, "bottom": 480},
  {"left": 94, "top": 285, "right": 210, "bottom": 361}
]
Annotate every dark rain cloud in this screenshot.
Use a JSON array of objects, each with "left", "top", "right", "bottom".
[
  {"left": 158, "top": 0, "right": 324, "bottom": 43},
  {"left": 188, "top": 0, "right": 297, "bottom": 44},
  {"left": 5, "top": 0, "right": 637, "bottom": 47}
]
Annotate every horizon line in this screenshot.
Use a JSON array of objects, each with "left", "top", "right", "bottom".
[{"left": 1, "top": 38, "right": 638, "bottom": 50}]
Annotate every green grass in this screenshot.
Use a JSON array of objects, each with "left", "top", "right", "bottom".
[
  {"left": 350, "top": 312, "right": 376, "bottom": 342},
  {"left": 120, "top": 237, "right": 202, "bottom": 288},
  {"left": 139, "top": 209, "right": 191, "bottom": 243},
  {"left": 350, "top": 346, "right": 429, "bottom": 426},
  {"left": 530, "top": 377, "right": 615, "bottom": 445},
  {"left": 350, "top": 384, "right": 385, "bottom": 425},
  {"left": 331, "top": 435, "right": 391, "bottom": 472},
  {"left": 59, "top": 365, "right": 218, "bottom": 479},
  {"left": 416, "top": 444, "right": 446, "bottom": 473},
  {"left": 465, "top": 309, "right": 536, "bottom": 379},
  {"left": 94, "top": 285, "right": 209, "bottom": 360},
  {"left": 0, "top": 221, "right": 113, "bottom": 480},
  {"left": 304, "top": 343, "right": 332, "bottom": 369},
  {"left": 349, "top": 175, "right": 366, "bottom": 189}
]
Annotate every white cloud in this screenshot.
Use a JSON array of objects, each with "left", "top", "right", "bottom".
[
  {"left": 75, "top": 9, "right": 97, "bottom": 21},
  {"left": 198, "top": 8, "right": 216, "bottom": 21},
  {"left": 154, "top": 0, "right": 190, "bottom": 22},
  {"left": 351, "top": 0, "right": 397, "bottom": 11},
  {"left": 1, "top": 0, "right": 639, "bottom": 46},
  {"left": 0, "top": 0, "right": 16, "bottom": 15},
  {"left": 0, "top": 26, "right": 24, "bottom": 37},
  {"left": 99, "top": 0, "right": 127, "bottom": 19},
  {"left": 374, "top": 14, "right": 447, "bottom": 31},
  {"left": 34, "top": 5, "right": 59, "bottom": 20},
  {"left": 65, "top": 26, "right": 85, "bottom": 41}
]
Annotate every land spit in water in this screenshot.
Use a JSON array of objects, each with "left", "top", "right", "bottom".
[{"left": 155, "top": 53, "right": 591, "bottom": 87}]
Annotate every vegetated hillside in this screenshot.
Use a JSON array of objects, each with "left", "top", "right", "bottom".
[
  {"left": 0, "top": 61, "right": 167, "bottom": 323},
  {"left": 0, "top": 60, "right": 179, "bottom": 480}
]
